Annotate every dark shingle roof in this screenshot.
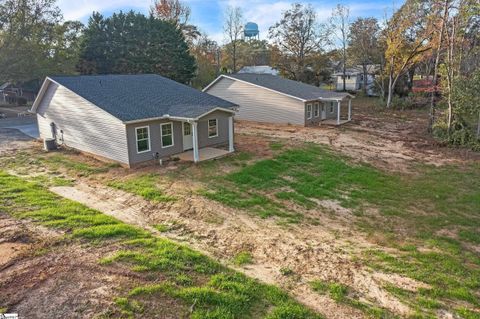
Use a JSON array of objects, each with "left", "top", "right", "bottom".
[
  {"left": 227, "top": 73, "right": 350, "bottom": 101},
  {"left": 49, "top": 74, "right": 237, "bottom": 122}
]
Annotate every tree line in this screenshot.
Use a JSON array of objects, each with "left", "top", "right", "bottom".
[{"left": 0, "top": 0, "right": 478, "bottom": 149}]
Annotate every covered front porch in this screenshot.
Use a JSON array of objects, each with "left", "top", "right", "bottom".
[
  {"left": 181, "top": 115, "right": 235, "bottom": 163},
  {"left": 177, "top": 147, "right": 232, "bottom": 162},
  {"left": 320, "top": 95, "right": 353, "bottom": 125},
  {"left": 322, "top": 119, "right": 351, "bottom": 126}
]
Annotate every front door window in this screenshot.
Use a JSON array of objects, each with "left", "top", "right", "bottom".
[{"left": 184, "top": 122, "right": 191, "bottom": 136}]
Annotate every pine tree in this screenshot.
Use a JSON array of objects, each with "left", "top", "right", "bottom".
[{"left": 77, "top": 11, "right": 196, "bottom": 84}]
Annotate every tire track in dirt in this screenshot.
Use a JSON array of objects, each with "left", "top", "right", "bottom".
[{"left": 50, "top": 182, "right": 421, "bottom": 318}]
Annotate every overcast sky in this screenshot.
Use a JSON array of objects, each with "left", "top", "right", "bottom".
[{"left": 57, "top": 0, "right": 402, "bottom": 43}]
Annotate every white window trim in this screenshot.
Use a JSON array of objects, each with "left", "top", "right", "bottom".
[
  {"left": 208, "top": 118, "right": 218, "bottom": 138},
  {"left": 306, "top": 104, "right": 312, "bottom": 119},
  {"left": 314, "top": 103, "right": 320, "bottom": 117},
  {"left": 160, "top": 122, "right": 175, "bottom": 148},
  {"left": 135, "top": 126, "right": 151, "bottom": 154}
]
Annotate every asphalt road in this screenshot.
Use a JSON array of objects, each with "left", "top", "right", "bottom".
[{"left": 0, "top": 115, "right": 39, "bottom": 139}]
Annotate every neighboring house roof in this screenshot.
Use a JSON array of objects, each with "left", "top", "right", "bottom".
[
  {"left": 333, "top": 65, "right": 380, "bottom": 76},
  {"left": 206, "top": 73, "right": 351, "bottom": 101},
  {"left": 33, "top": 74, "right": 237, "bottom": 122},
  {"left": 238, "top": 66, "right": 279, "bottom": 75},
  {"left": 333, "top": 69, "right": 362, "bottom": 76}
]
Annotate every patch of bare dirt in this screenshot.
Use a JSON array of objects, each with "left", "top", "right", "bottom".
[
  {"left": 50, "top": 182, "right": 427, "bottom": 318},
  {"left": 235, "top": 104, "right": 479, "bottom": 172},
  {"left": 0, "top": 213, "right": 141, "bottom": 318}
]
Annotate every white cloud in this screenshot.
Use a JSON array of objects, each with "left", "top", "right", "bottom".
[
  {"left": 216, "top": 0, "right": 291, "bottom": 41},
  {"left": 58, "top": 0, "right": 150, "bottom": 21},
  {"left": 57, "top": 0, "right": 396, "bottom": 44},
  {"left": 208, "top": 31, "right": 225, "bottom": 44}
]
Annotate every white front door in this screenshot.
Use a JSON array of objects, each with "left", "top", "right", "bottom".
[
  {"left": 183, "top": 122, "right": 193, "bottom": 151},
  {"left": 321, "top": 104, "right": 327, "bottom": 120}
]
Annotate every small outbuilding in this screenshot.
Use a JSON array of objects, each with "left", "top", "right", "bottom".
[
  {"left": 31, "top": 74, "right": 238, "bottom": 167},
  {"left": 204, "top": 73, "right": 353, "bottom": 126}
]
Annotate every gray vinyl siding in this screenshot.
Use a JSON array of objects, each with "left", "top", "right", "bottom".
[
  {"left": 126, "top": 120, "right": 183, "bottom": 165},
  {"left": 305, "top": 101, "right": 322, "bottom": 126},
  {"left": 36, "top": 81, "right": 129, "bottom": 164},
  {"left": 325, "top": 101, "right": 339, "bottom": 120},
  {"left": 197, "top": 110, "right": 230, "bottom": 148},
  {"left": 205, "top": 77, "right": 305, "bottom": 125},
  {"left": 304, "top": 101, "right": 341, "bottom": 125},
  {"left": 125, "top": 110, "right": 232, "bottom": 165}
]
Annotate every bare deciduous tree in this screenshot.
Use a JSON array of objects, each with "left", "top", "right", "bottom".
[
  {"left": 428, "top": 0, "right": 450, "bottom": 131},
  {"left": 223, "top": 6, "right": 244, "bottom": 73},
  {"left": 330, "top": 4, "right": 350, "bottom": 91},
  {"left": 349, "top": 17, "right": 381, "bottom": 94},
  {"left": 268, "top": 3, "right": 325, "bottom": 81},
  {"left": 151, "top": 0, "right": 200, "bottom": 42}
]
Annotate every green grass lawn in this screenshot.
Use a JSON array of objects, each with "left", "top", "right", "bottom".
[
  {"left": 201, "top": 144, "right": 480, "bottom": 318},
  {"left": 310, "top": 280, "right": 395, "bottom": 318},
  {"left": 108, "top": 173, "right": 176, "bottom": 203},
  {"left": 0, "top": 171, "right": 321, "bottom": 319},
  {"left": 2, "top": 142, "right": 479, "bottom": 318}
]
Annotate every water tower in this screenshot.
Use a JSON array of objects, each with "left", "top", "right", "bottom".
[{"left": 244, "top": 22, "right": 259, "bottom": 41}]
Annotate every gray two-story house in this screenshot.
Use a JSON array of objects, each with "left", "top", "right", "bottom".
[{"left": 31, "top": 74, "right": 237, "bottom": 167}]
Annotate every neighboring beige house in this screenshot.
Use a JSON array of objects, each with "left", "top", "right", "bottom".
[
  {"left": 204, "top": 73, "right": 353, "bottom": 126},
  {"left": 31, "top": 74, "right": 237, "bottom": 167}
]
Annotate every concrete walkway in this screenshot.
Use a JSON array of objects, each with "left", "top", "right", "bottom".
[{"left": 177, "top": 147, "right": 231, "bottom": 162}]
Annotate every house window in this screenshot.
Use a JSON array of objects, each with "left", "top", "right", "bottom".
[
  {"left": 314, "top": 103, "right": 320, "bottom": 117},
  {"left": 330, "top": 102, "right": 334, "bottom": 113},
  {"left": 306, "top": 104, "right": 312, "bottom": 119},
  {"left": 161, "top": 122, "right": 174, "bottom": 148},
  {"left": 208, "top": 119, "right": 218, "bottom": 138},
  {"left": 135, "top": 126, "right": 150, "bottom": 153}
]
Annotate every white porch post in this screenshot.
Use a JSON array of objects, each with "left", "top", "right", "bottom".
[
  {"left": 192, "top": 121, "right": 200, "bottom": 163},
  {"left": 228, "top": 116, "right": 235, "bottom": 152},
  {"left": 337, "top": 100, "right": 341, "bottom": 125},
  {"left": 348, "top": 99, "right": 352, "bottom": 121}
]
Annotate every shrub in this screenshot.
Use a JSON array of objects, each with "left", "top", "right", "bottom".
[
  {"left": 433, "top": 118, "right": 480, "bottom": 151},
  {"left": 391, "top": 95, "right": 413, "bottom": 110}
]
